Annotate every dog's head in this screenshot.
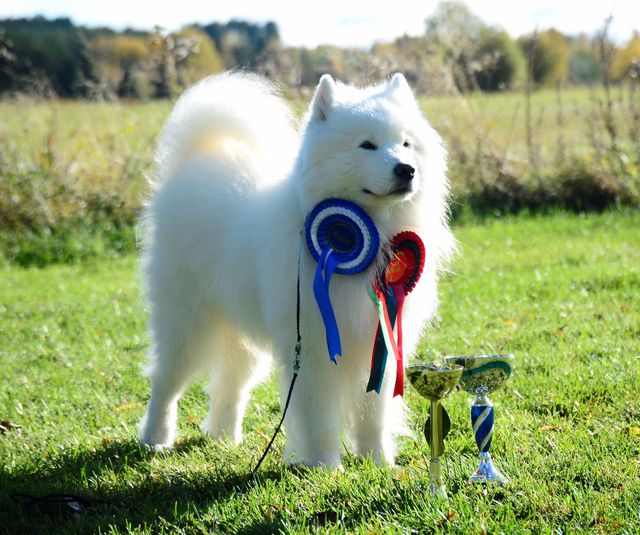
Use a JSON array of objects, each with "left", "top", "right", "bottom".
[{"left": 296, "top": 73, "right": 448, "bottom": 223}]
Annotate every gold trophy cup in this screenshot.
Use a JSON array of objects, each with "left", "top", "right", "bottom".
[{"left": 406, "top": 362, "right": 463, "bottom": 498}]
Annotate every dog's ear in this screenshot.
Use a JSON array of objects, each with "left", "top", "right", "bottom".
[
  {"left": 387, "top": 73, "right": 414, "bottom": 102},
  {"left": 310, "top": 74, "right": 336, "bottom": 121}
]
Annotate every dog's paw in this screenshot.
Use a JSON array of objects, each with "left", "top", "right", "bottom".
[
  {"left": 201, "top": 426, "right": 243, "bottom": 444},
  {"left": 141, "top": 442, "right": 175, "bottom": 455},
  {"left": 291, "top": 452, "right": 344, "bottom": 472},
  {"left": 287, "top": 459, "right": 345, "bottom": 473},
  {"left": 139, "top": 413, "right": 176, "bottom": 450},
  {"left": 356, "top": 444, "right": 396, "bottom": 467},
  {"left": 201, "top": 417, "right": 243, "bottom": 444}
]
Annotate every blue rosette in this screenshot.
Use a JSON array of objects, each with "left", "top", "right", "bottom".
[{"left": 305, "top": 198, "right": 380, "bottom": 363}]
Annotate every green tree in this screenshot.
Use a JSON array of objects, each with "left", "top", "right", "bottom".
[
  {"left": 0, "top": 28, "right": 17, "bottom": 91},
  {"left": 114, "top": 36, "right": 149, "bottom": 98},
  {"left": 474, "top": 27, "right": 526, "bottom": 91},
  {"left": 72, "top": 31, "right": 110, "bottom": 99},
  {"left": 0, "top": 17, "right": 79, "bottom": 96},
  {"left": 200, "top": 20, "right": 280, "bottom": 69},
  {"left": 568, "top": 34, "right": 601, "bottom": 84},
  {"left": 89, "top": 34, "right": 149, "bottom": 98}
]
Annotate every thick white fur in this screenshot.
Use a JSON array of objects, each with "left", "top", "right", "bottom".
[{"left": 139, "top": 72, "right": 454, "bottom": 469}]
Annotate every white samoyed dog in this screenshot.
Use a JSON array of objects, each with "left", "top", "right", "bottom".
[{"left": 139, "top": 72, "right": 454, "bottom": 469}]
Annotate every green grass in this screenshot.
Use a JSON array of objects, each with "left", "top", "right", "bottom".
[
  {"left": 0, "top": 100, "right": 166, "bottom": 266},
  {"left": 1, "top": 211, "right": 639, "bottom": 533}
]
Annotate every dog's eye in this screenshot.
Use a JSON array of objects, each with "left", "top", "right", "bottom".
[
  {"left": 403, "top": 141, "right": 410, "bottom": 148},
  {"left": 359, "top": 140, "right": 377, "bottom": 151}
]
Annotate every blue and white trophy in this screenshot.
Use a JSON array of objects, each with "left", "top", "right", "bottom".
[{"left": 445, "top": 354, "right": 514, "bottom": 484}]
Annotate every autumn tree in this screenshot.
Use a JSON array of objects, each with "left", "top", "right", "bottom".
[
  {"left": 611, "top": 32, "right": 640, "bottom": 80},
  {"left": 519, "top": 29, "right": 570, "bottom": 86},
  {"left": 173, "top": 27, "right": 223, "bottom": 86}
]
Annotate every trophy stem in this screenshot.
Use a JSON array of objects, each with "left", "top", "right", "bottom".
[
  {"left": 428, "top": 400, "right": 447, "bottom": 498},
  {"left": 470, "top": 394, "right": 509, "bottom": 484}
]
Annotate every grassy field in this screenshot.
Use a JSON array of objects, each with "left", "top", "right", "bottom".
[
  {"left": 0, "top": 86, "right": 631, "bottom": 179},
  {"left": 1, "top": 210, "right": 639, "bottom": 534},
  {"left": 423, "top": 86, "right": 637, "bottom": 161}
]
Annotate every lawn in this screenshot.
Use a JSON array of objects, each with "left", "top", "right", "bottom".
[{"left": 1, "top": 210, "right": 639, "bottom": 533}]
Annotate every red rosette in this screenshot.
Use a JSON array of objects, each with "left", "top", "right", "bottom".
[
  {"left": 385, "top": 231, "right": 425, "bottom": 295},
  {"left": 368, "top": 230, "right": 426, "bottom": 398}
]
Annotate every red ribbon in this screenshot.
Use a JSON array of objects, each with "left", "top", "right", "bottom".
[
  {"left": 367, "top": 232, "right": 425, "bottom": 397},
  {"left": 391, "top": 283, "right": 406, "bottom": 396}
]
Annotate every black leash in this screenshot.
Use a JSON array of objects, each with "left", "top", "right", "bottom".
[{"left": 251, "top": 236, "right": 303, "bottom": 478}]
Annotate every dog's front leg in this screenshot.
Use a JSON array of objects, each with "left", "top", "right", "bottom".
[
  {"left": 279, "top": 352, "right": 344, "bottom": 470},
  {"left": 353, "top": 378, "right": 397, "bottom": 466}
]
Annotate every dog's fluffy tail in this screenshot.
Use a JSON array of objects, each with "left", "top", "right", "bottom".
[{"left": 151, "top": 72, "right": 298, "bottom": 186}]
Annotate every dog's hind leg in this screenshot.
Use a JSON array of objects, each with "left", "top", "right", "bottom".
[
  {"left": 139, "top": 304, "right": 210, "bottom": 449},
  {"left": 202, "top": 331, "right": 268, "bottom": 444}
]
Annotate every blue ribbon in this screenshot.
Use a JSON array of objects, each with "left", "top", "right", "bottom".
[
  {"left": 305, "top": 198, "right": 380, "bottom": 363},
  {"left": 313, "top": 248, "right": 342, "bottom": 363}
]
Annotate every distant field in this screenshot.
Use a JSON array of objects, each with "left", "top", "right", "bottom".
[
  {"left": 1, "top": 99, "right": 169, "bottom": 205},
  {"left": 423, "top": 86, "right": 618, "bottom": 162},
  {"left": 0, "top": 86, "right": 628, "bottom": 180}
]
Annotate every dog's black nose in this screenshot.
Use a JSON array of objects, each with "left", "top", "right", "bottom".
[{"left": 393, "top": 163, "right": 415, "bottom": 182}]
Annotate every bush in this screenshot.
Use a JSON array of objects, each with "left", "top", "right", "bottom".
[
  {"left": 447, "top": 147, "right": 639, "bottom": 219},
  {"left": 0, "top": 169, "right": 138, "bottom": 267},
  {"left": 554, "top": 158, "right": 638, "bottom": 212}
]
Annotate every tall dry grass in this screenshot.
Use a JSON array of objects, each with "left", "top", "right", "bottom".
[
  {"left": 0, "top": 83, "right": 638, "bottom": 266},
  {"left": 424, "top": 81, "right": 640, "bottom": 218}
]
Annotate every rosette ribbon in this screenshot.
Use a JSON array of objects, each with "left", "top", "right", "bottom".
[
  {"left": 367, "top": 231, "right": 425, "bottom": 397},
  {"left": 305, "top": 198, "right": 380, "bottom": 363}
]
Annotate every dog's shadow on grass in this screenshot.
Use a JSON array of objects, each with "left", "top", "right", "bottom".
[{"left": 3, "top": 436, "right": 287, "bottom": 533}]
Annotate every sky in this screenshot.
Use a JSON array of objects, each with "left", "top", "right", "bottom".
[{"left": 2, "top": 0, "right": 639, "bottom": 48}]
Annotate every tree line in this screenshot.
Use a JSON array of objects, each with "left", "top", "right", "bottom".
[{"left": 1, "top": 1, "right": 638, "bottom": 99}]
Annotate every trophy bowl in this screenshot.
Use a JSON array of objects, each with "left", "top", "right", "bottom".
[
  {"left": 444, "top": 354, "right": 514, "bottom": 485},
  {"left": 446, "top": 354, "right": 513, "bottom": 396},
  {"left": 406, "top": 363, "right": 463, "bottom": 401}
]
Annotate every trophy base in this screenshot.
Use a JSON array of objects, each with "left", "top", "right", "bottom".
[
  {"left": 469, "top": 452, "right": 509, "bottom": 485},
  {"left": 428, "top": 481, "right": 448, "bottom": 499},
  {"left": 428, "top": 457, "right": 448, "bottom": 498}
]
